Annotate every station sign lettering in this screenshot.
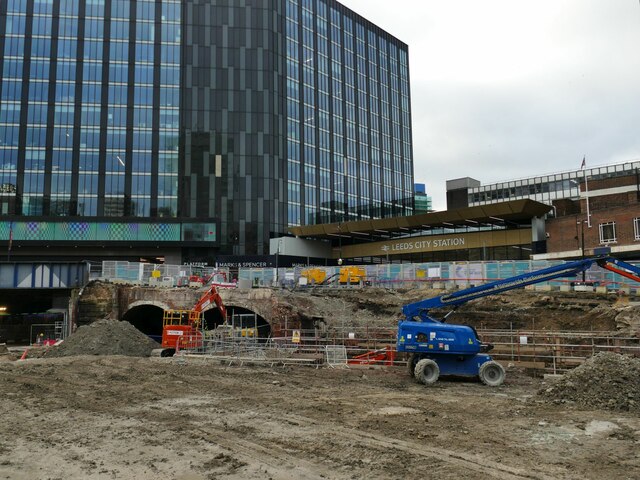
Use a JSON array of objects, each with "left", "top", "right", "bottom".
[{"left": 385, "top": 237, "right": 465, "bottom": 253}]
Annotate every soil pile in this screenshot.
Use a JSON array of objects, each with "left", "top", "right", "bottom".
[
  {"left": 44, "top": 319, "right": 159, "bottom": 358},
  {"left": 539, "top": 352, "right": 640, "bottom": 411},
  {"left": 614, "top": 305, "right": 640, "bottom": 335},
  {"left": 0, "top": 343, "right": 16, "bottom": 362}
]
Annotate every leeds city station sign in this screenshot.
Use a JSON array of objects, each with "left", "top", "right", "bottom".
[
  {"left": 342, "top": 229, "right": 532, "bottom": 259},
  {"left": 386, "top": 237, "right": 466, "bottom": 252}
]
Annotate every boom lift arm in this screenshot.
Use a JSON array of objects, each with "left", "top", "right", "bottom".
[
  {"left": 596, "top": 257, "right": 640, "bottom": 284},
  {"left": 401, "top": 257, "right": 635, "bottom": 323}
]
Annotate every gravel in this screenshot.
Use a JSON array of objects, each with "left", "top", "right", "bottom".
[
  {"left": 44, "top": 318, "right": 160, "bottom": 358},
  {"left": 539, "top": 352, "right": 640, "bottom": 412}
]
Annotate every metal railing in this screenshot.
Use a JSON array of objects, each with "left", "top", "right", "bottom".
[
  {"left": 98, "top": 261, "right": 231, "bottom": 287},
  {"left": 173, "top": 325, "right": 639, "bottom": 374},
  {"left": 95, "top": 259, "right": 640, "bottom": 293},
  {"left": 478, "top": 328, "right": 640, "bottom": 374}
]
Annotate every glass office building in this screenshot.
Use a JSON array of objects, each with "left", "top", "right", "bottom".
[{"left": 0, "top": 0, "right": 413, "bottom": 262}]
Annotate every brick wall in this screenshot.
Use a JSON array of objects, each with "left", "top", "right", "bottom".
[
  {"left": 586, "top": 174, "right": 640, "bottom": 191},
  {"left": 547, "top": 204, "right": 640, "bottom": 255},
  {"left": 587, "top": 192, "right": 639, "bottom": 211}
]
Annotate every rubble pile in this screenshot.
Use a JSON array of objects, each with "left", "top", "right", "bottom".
[
  {"left": 539, "top": 352, "right": 640, "bottom": 412},
  {"left": 45, "top": 319, "right": 159, "bottom": 358},
  {"left": 0, "top": 343, "right": 16, "bottom": 362}
]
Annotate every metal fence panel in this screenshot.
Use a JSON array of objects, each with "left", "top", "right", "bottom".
[{"left": 325, "top": 345, "right": 347, "bottom": 367}]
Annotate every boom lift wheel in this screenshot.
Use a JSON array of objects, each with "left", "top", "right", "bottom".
[
  {"left": 479, "top": 361, "right": 505, "bottom": 387},
  {"left": 407, "top": 353, "right": 419, "bottom": 379},
  {"left": 414, "top": 358, "right": 439, "bottom": 385}
]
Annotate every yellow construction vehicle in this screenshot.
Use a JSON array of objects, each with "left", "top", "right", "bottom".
[
  {"left": 301, "top": 266, "right": 366, "bottom": 285},
  {"left": 300, "top": 268, "right": 327, "bottom": 284},
  {"left": 338, "top": 266, "right": 366, "bottom": 284}
]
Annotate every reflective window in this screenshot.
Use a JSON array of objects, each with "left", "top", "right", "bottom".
[{"left": 599, "top": 222, "right": 617, "bottom": 244}]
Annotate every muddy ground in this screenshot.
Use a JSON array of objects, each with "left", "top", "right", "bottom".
[
  {"left": 1, "top": 288, "right": 639, "bottom": 479},
  {"left": 1, "top": 355, "right": 639, "bottom": 480}
]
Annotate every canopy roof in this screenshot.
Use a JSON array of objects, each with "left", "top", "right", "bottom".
[{"left": 288, "top": 199, "right": 551, "bottom": 241}]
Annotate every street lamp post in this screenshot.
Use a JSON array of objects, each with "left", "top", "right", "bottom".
[
  {"left": 583, "top": 163, "right": 591, "bottom": 228},
  {"left": 578, "top": 219, "right": 586, "bottom": 282},
  {"left": 338, "top": 223, "right": 342, "bottom": 266},
  {"left": 275, "top": 239, "right": 282, "bottom": 286}
]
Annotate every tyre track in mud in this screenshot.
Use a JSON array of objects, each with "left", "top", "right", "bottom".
[
  {"left": 322, "top": 425, "right": 557, "bottom": 480},
  {"left": 160, "top": 369, "right": 561, "bottom": 479},
  {"left": 188, "top": 404, "right": 563, "bottom": 480},
  {"left": 271, "top": 412, "right": 564, "bottom": 480},
  {"left": 193, "top": 427, "right": 352, "bottom": 479}
]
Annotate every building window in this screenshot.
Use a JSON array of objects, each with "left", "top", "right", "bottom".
[
  {"left": 634, "top": 218, "right": 640, "bottom": 241},
  {"left": 599, "top": 222, "right": 617, "bottom": 244}
]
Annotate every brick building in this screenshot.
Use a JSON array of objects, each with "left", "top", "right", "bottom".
[{"left": 540, "top": 172, "right": 640, "bottom": 260}]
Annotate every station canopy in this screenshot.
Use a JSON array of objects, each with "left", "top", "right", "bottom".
[{"left": 288, "top": 199, "right": 552, "bottom": 242}]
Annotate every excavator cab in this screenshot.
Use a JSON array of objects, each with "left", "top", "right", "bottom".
[{"left": 159, "top": 309, "right": 204, "bottom": 356}]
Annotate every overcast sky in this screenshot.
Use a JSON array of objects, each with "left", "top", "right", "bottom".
[{"left": 339, "top": 0, "right": 640, "bottom": 210}]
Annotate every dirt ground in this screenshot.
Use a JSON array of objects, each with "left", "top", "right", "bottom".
[
  {"left": 1, "top": 287, "right": 639, "bottom": 479},
  {"left": 1, "top": 355, "right": 639, "bottom": 480}
]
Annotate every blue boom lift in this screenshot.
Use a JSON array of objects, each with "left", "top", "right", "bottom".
[{"left": 397, "top": 256, "right": 640, "bottom": 387}]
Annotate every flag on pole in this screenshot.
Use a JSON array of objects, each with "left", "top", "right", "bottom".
[{"left": 580, "top": 156, "right": 586, "bottom": 169}]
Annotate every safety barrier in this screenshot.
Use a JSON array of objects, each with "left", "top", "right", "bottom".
[
  {"left": 95, "top": 259, "right": 640, "bottom": 293},
  {"left": 172, "top": 324, "right": 639, "bottom": 375},
  {"left": 478, "top": 328, "right": 640, "bottom": 374},
  {"left": 98, "top": 261, "right": 231, "bottom": 287},
  {"left": 239, "top": 260, "right": 640, "bottom": 292}
]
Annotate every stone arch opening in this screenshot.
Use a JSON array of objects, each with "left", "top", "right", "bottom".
[
  {"left": 201, "top": 306, "right": 226, "bottom": 331},
  {"left": 121, "top": 304, "right": 164, "bottom": 342},
  {"left": 205, "top": 305, "right": 271, "bottom": 340}
]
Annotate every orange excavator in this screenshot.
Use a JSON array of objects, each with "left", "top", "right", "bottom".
[{"left": 157, "top": 285, "right": 227, "bottom": 356}]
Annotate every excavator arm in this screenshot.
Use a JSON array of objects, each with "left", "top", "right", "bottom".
[{"left": 193, "top": 285, "right": 227, "bottom": 321}]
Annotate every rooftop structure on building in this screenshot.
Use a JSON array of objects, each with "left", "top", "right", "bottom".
[{"left": 446, "top": 159, "right": 640, "bottom": 212}]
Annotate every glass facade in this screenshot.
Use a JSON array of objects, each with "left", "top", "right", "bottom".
[
  {"left": 0, "top": 0, "right": 413, "bottom": 260},
  {"left": 0, "top": 0, "right": 180, "bottom": 220},
  {"left": 285, "top": 0, "right": 413, "bottom": 226}
]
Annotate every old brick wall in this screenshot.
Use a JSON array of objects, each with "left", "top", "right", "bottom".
[{"left": 547, "top": 204, "right": 640, "bottom": 255}]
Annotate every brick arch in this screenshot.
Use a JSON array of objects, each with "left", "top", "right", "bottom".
[
  {"left": 121, "top": 301, "right": 169, "bottom": 340},
  {"left": 126, "top": 299, "right": 172, "bottom": 313}
]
